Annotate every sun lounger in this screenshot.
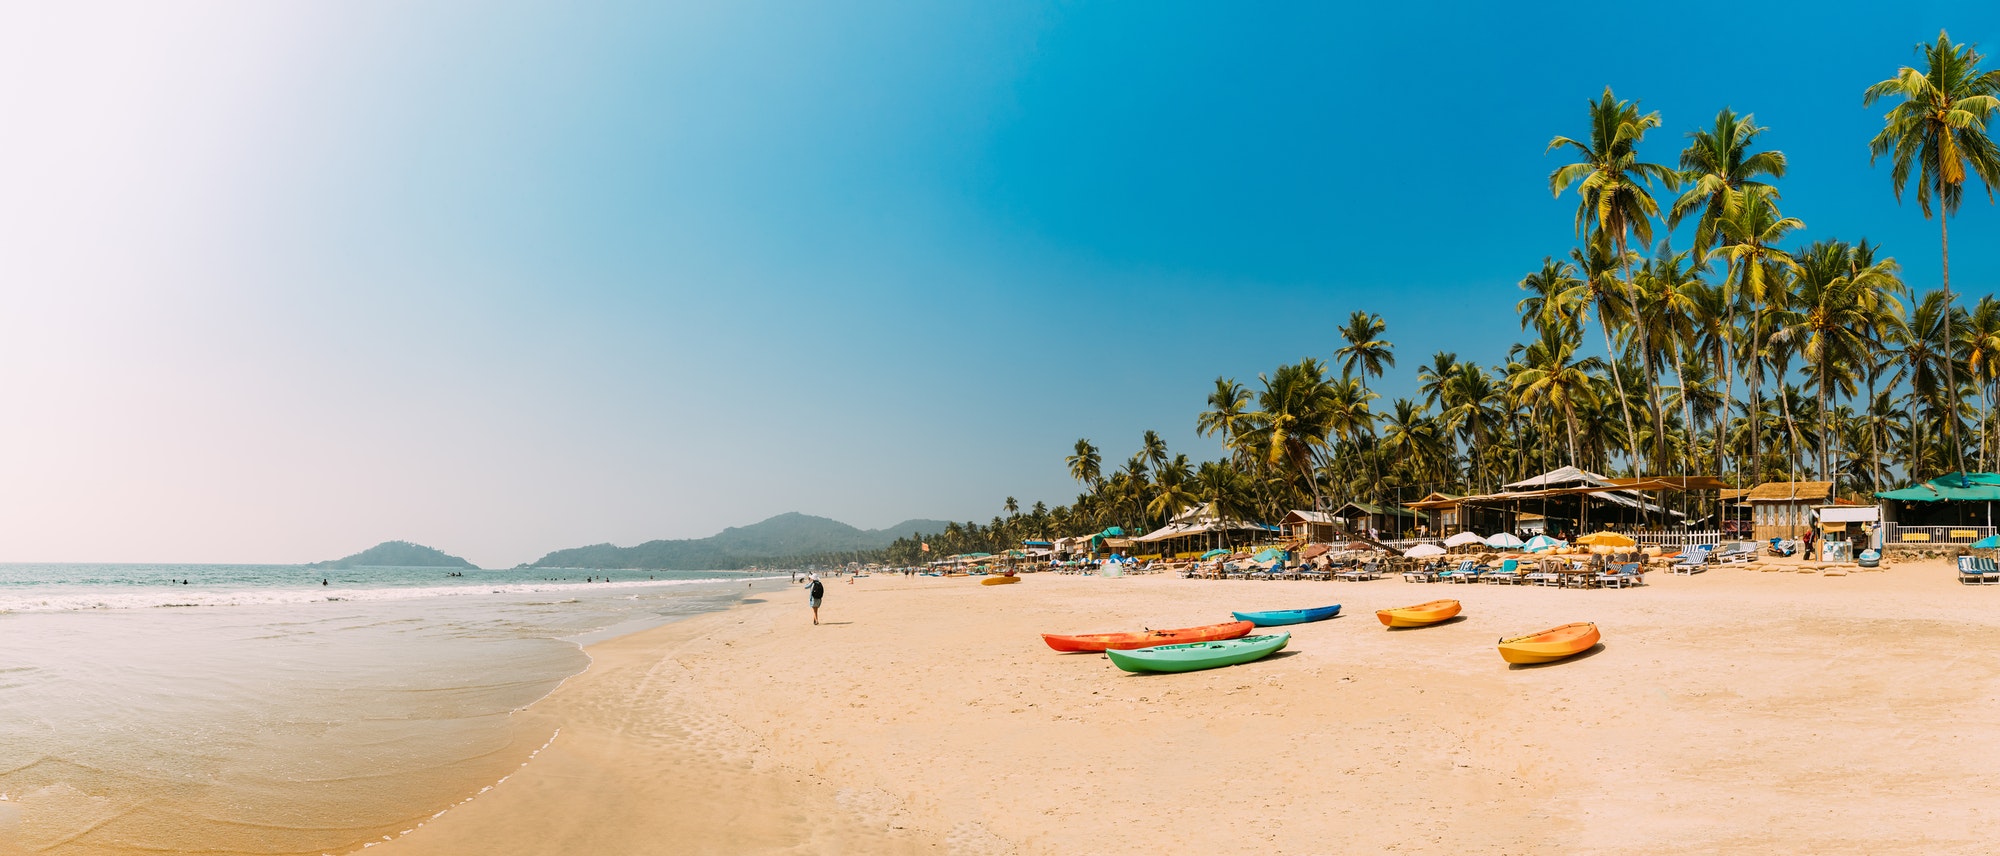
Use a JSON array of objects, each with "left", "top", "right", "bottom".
[{"left": 1670, "top": 551, "right": 1708, "bottom": 575}]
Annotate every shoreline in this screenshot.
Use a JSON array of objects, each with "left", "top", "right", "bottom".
[{"left": 378, "top": 562, "right": 2000, "bottom": 855}]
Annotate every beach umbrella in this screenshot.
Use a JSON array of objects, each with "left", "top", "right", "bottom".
[
  {"left": 1485, "top": 532, "right": 1525, "bottom": 549},
  {"left": 1524, "top": 535, "right": 1564, "bottom": 553},
  {"left": 1343, "top": 540, "right": 1377, "bottom": 551},
  {"left": 1974, "top": 535, "right": 2000, "bottom": 550},
  {"left": 1200, "top": 548, "right": 1230, "bottom": 559},
  {"left": 1101, "top": 527, "right": 1125, "bottom": 537},
  {"left": 1252, "top": 547, "right": 1286, "bottom": 562},
  {"left": 1576, "top": 532, "right": 1636, "bottom": 548},
  {"left": 1443, "top": 531, "right": 1486, "bottom": 548},
  {"left": 1403, "top": 543, "right": 1446, "bottom": 558}
]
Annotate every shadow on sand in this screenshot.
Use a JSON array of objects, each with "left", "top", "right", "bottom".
[
  {"left": 1506, "top": 642, "right": 1606, "bottom": 670},
  {"left": 1385, "top": 614, "right": 1468, "bottom": 631}
]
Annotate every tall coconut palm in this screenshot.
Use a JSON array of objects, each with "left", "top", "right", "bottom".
[
  {"left": 1783, "top": 239, "right": 1904, "bottom": 480},
  {"left": 1066, "top": 439, "right": 1102, "bottom": 488},
  {"left": 1865, "top": 30, "right": 2000, "bottom": 475},
  {"left": 1965, "top": 296, "right": 2000, "bottom": 470},
  {"left": 1549, "top": 86, "right": 1678, "bottom": 471},
  {"left": 1517, "top": 257, "right": 1581, "bottom": 332},
  {"left": 1241, "top": 358, "right": 1340, "bottom": 510},
  {"left": 1670, "top": 109, "right": 1788, "bottom": 256},
  {"left": 1140, "top": 430, "right": 1169, "bottom": 477},
  {"left": 1336, "top": 311, "right": 1396, "bottom": 394},
  {"left": 1196, "top": 378, "right": 1254, "bottom": 461},
  {"left": 1511, "top": 324, "right": 1604, "bottom": 466},
  {"left": 1441, "top": 362, "right": 1505, "bottom": 492},
  {"left": 1556, "top": 239, "right": 1642, "bottom": 472},
  {"left": 1717, "top": 191, "right": 1804, "bottom": 479}
]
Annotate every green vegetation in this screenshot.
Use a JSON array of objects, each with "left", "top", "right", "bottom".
[
  {"left": 311, "top": 541, "right": 478, "bottom": 570},
  {"left": 941, "top": 30, "right": 2000, "bottom": 547}
]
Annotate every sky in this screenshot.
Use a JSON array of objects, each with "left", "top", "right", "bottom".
[{"left": 1, "top": 1, "right": 1997, "bottom": 566}]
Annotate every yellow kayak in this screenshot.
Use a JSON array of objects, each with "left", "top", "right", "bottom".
[
  {"left": 981, "top": 575, "right": 1020, "bottom": 586},
  {"left": 1497, "top": 622, "right": 1600, "bottom": 664},
  {"left": 1376, "top": 599, "right": 1462, "bottom": 628}
]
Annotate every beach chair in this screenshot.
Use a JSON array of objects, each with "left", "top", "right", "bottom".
[
  {"left": 1596, "top": 562, "right": 1639, "bottom": 589},
  {"left": 1981, "top": 557, "right": 2000, "bottom": 584},
  {"left": 1958, "top": 556, "right": 1984, "bottom": 585},
  {"left": 1671, "top": 551, "right": 1708, "bottom": 575}
]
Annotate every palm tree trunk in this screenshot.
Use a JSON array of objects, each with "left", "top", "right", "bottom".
[
  {"left": 1867, "top": 370, "right": 1883, "bottom": 493},
  {"left": 1563, "top": 406, "right": 1581, "bottom": 468},
  {"left": 1671, "top": 343, "right": 1695, "bottom": 477},
  {"left": 1817, "top": 359, "right": 1832, "bottom": 482},
  {"left": 1598, "top": 312, "right": 1641, "bottom": 475},
  {"left": 1943, "top": 208, "right": 1965, "bottom": 474}
]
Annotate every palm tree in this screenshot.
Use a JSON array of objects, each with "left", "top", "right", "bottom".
[
  {"left": 1549, "top": 86, "right": 1678, "bottom": 471},
  {"left": 1557, "top": 240, "right": 1642, "bottom": 472},
  {"left": 1517, "top": 257, "right": 1581, "bottom": 332},
  {"left": 1241, "top": 358, "right": 1341, "bottom": 510},
  {"left": 1896, "top": 289, "right": 1969, "bottom": 478},
  {"left": 1782, "top": 239, "right": 1904, "bottom": 480},
  {"left": 1965, "top": 296, "right": 2000, "bottom": 470},
  {"left": 1636, "top": 243, "right": 1709, "bottom": 473},
  {"left": 1670, "top": 109, "right": 1788, "bottom": 256},
  {"left": 1417, "top": 351, "right": 1459, "bottom": 409},
  {"left": 1511, "top": 324, "right": 1604, "bottom": 466},
  {"left": 1004, "top": 496, "right": 1019, "bottom": 517},
  {"left": 1066, "top": 439, "right": 1102, "bottom": 488},
  {"left": 1336, "top": 311, "right": 1396, "bottom": 394},
  {"left": 1865, "top": 30, "right": 2000, "bottom": 475},
  {"left": 1141, "top": 430, "right": 1169, "bottom": 477},
  {"left": 1441, "top": 362, "right": 1504, "bottom": 492},
  {"left": 1195, "top": 378, "right": 1254, "bottom": 461},
  {"left": 1717, "top": 191, "right": 1804, "bottom": 479}
]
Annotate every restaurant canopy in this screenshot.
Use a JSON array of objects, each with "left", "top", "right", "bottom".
[{"left": 1878, "top": 472, "right": 2000, "bottom": 502}]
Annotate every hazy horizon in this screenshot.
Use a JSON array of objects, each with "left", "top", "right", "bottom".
[{"left": 2, "top": 2, "right": 1993, "bottom": 566}]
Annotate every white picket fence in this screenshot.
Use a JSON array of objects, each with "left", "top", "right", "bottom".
[{"left": 1619, "top": 530, "right": 1724, "bottom": 549}]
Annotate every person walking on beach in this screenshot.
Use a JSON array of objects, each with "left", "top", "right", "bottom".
[{"left": 807, "top": 574, "right": 824, "bottom": 625}]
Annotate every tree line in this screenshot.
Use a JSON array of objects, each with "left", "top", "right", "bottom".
[{"left": 868, "top": 32, "right": 2000, "bottom": 561}]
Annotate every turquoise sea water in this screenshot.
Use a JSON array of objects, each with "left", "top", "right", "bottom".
[{"left": 0, "top": 563, "right": 786, "bottom": 855}]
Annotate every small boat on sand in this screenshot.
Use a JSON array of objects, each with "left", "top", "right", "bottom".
[
  {"left": 1497, "top": 622, "right": 1600, "bottom": 664},
  {"left": 1377, "top": 599, "right": 1462, "bottom": 628},
  {"left": 981, "top": 574, "right": 1020, "bottom": 586},
  {"left": 1231, "top": 604, "right": 1341, "bottom": 626},
  {"left": 1105, "top": 633, "right": 1290, "bottom": 673},
  {"left": 1041, "top": 620, "right": 1254, "bottom": 653}
]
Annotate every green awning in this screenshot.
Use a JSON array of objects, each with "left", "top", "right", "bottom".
[{"left": 1877, "top": 473, "right": 2000, "bottom": 502}]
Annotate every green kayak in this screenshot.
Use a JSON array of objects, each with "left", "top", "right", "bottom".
[{"left": 1104, "top": 633, "right": 1290, "bottom": 674}]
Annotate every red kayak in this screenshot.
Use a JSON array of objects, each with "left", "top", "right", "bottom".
[{"left": 1041, "top": 620, "right": 1255, "bottom": 653}]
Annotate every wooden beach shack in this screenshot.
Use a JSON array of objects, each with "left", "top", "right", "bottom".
[
  {"left": 1877, "top": 472, "right": 2000, "bottom": 546},
  {"left": 1726, "top": 481, "right": 1834, "bottom": 543},
  {"left": 1279, "top": 510, "right": 1342, "bottom": 544},
  {"left": 1331, "top": 501, "right": 1421, "bottom": 540}
]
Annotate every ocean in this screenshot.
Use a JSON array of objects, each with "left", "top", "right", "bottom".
[{"left": 0, "top": 563, "right": 785, "bottom": 855}]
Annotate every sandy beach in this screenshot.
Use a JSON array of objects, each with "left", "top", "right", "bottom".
[{"left": 380, "top": 560, "right": 2000, "bottom": 855}]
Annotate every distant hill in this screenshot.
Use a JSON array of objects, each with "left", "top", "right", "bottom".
[
  {"left": 310, "top": 540, "right": 479, "bottom": 570},
  {"left": 528, "top": 513, "right": 950, "bottom": 570}
]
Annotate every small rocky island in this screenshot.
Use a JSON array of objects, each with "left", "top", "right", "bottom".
[{"left": 309, "top": 540, "right": 478, "bottom": 570}]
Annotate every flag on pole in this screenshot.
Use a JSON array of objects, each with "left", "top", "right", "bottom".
[{"left": 921, "top": 542, "right": 930, "bottom": 552}]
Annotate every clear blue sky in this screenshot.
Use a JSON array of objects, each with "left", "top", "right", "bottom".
[{"left": 1, "top": 1, "right": 1996, "bottom": 565}]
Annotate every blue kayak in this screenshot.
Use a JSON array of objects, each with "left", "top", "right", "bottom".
[{"left": 1230, "top": 604, "right": 1341, "bottom": 626}]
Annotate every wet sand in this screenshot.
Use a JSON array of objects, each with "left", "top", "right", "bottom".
[{"left": 382, "top": 560, "right": 2000, "bottom": 855}]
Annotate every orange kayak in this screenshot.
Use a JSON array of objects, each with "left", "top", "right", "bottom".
[
  {"left": 1377, "top": 599, "right": 1462, "bottom": 628},
  {"left": 981, "top": 575, "right": 1020, "bottom": 586},
  {"left": 1497, "top": 622, "right": 1600, "bottom": 664},
  {"left": 1042, "top": 620, "right": 1254, "bottom": 653}
]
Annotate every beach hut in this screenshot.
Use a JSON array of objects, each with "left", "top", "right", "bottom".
[
  {"left": 1331, "top": 501, "right": 1422, "bottom": 540},
  {"left": 1280, "top": 510, "right": 1343, "bottom": 544},
  {"left": 1734, "top": 481, "right": 1834, "bottom": 543},
  {"left": 1877, "top": 473, "right": 2000, "bottom": 545}
]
